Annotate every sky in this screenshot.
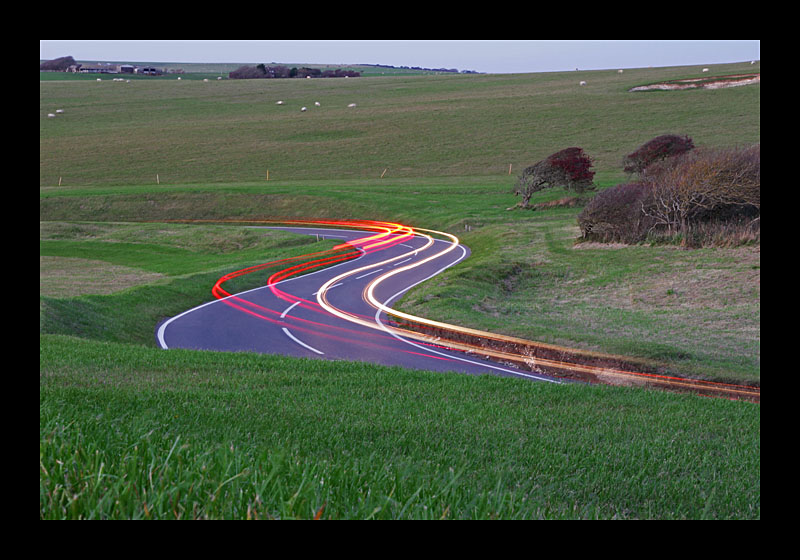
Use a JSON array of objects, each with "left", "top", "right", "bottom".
[{"left": 40, "top": 40, "right": 760, "bottom": 74}]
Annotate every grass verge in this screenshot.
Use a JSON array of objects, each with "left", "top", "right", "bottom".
[{"left": 40, "top": 334, "right": 760, "bottom": 519}]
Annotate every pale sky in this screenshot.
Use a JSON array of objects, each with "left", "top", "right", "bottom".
[{"left": 40, "top": 40, "right": 760, "bottom": 74}]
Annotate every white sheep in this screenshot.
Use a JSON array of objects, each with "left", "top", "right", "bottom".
[
  {"left": 347, "top": 103, "right": 357, "bottom": 108},
  {"left": 702, "top": 68, "right": 709, "bottom": 73},
  {"left": 55, "top": 109, "right": 64, "bottom": 113},
  {"left": 314, "top": 101, "right": 321, "bottom": 106},
  {"left": 47, "top": 113, "right": 56, "bottom": 118},
  {"left": 276, "top": 101, "right": 285, "bottom": 105},
  {"left": 579, "top": 81, "right": 587, "bottom": 86},
  {"left": 301, "top": 107, "right": 307, "bottom": 112},
  {"left": 617, "top": 69, "right": 624, "bottom": 74}
]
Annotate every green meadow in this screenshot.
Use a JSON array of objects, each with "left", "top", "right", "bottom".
[{"left": 40, "top": 61, "right": 760, "bottom": 519}]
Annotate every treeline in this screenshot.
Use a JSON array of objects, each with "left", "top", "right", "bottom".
[
  {"left": 578, "top": 135, "right": 760, "bottom": 247},
  {"left": 364, "top": 63, "right": 479, "bottom": 74},
  {"left": 229, "top": 64, "right": 361, "bottom": 79},
  {"left": 40, "top": 56, "right": 76, "bottom": 71}
]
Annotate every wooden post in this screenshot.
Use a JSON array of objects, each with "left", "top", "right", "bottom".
[
  {"left": 58, "top": 176, "right": 62, "bottom": 186},
  {"left": 380, "top": 168, "right": 388, "bottom": 179},
  {"left": 266, "top": 170, "right": 270, "bottom": 181},
  {"left": 156, "top": 174, "right": 160, "bottom": 185},
  {"left": 508, "top": 163, "right": 513, "bottom": 175}
]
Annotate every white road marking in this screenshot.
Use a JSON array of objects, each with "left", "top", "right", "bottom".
[
  {"left": 373, "top": 244, "right": 561, "bottom": 383},
  {"left": 157, "top": 244, "right": 365, "bottom": 349},
  {"left": 312, "top": 283, "right": 342, "bottom": 296},
  {"left": 282, "top": 327, "right": 325, "bottom": 355},
  {"left": 355, "top": 268, "right": 383, "bottom": 279},
  {"left": 280, "top": 300, "right": 301, "bottom": 319},
  {"left": 393, "top": 258, "right": 412, "bottom": 266}
]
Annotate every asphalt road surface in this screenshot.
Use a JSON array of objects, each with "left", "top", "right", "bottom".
[{"left": 157, "top": 225, "right": 561, "bottom": 384}]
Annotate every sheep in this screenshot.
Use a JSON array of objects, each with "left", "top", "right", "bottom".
[
  {"left": 217, "top": 76, "right": 222, "bottom": 80},
  {"left": 579, "top": 81, "right": 587, "bottom": 86},
  {"left": 55, "top": 109, "right": 64, "bottom": 113},
  {"left": 314, "top": 101, "right": 321, "bottom": 106},
  {"left": 47, "top": 113, "right": 56, "bottom": 118},
  {"left": 617, "top": 69, "right": 624, "bottom": 74},
  {"left": 347, "top": 103, "right": 357, "bottom": 108},
  {"left": 301, "top": 107, "right": 307, "bottom": 112},
  {"left": 702, "top": 68, "right": 709, "bottom": 73},
  {"left": 276, "top": 101, "right": 285, "bottom": 105}
]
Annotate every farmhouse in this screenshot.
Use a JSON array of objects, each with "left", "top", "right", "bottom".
[
  {"left": 136, "top": 66, "right": 161, "bottom": 75},
  {"left": 56, "top": 61, "right": 164, "bottom": 76},
  {"left": 77, "top": 63, "right": 117, "bottom": 74}
]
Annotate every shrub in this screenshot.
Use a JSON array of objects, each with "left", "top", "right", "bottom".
[
  {"left": 579, "top": 144, "right": 760, "bottom": 246},
  {"left": 578, "top": 182, "right": 652, "bottom": 242},
  {"left": 623, "top": 134, "right": 695, "bottom": 175},
  {"left": 641, "top": 144, "right": 760, "bottom": 236}
]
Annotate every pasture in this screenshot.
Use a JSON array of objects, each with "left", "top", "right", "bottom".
[{"left": 40, "top": 61, "right": 760, "bottom": 519}]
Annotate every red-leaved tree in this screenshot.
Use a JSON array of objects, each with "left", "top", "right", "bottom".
[{"left": 512, "top": 147, "right": 596, "bottom": 208}]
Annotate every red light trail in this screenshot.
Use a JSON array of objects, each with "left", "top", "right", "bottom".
[{"left": 164, "top": 218, "right": 760, "bottom": 403}]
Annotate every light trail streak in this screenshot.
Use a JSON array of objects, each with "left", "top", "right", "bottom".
[
  {"left": 162, "top": 218, "right": 759, "bottom": 402},
  {"left": 181, "top": 219, "right": 463, "bottom": 359},
  {"left": 312, "top": 222, "right": 760, "bottom": 402}
]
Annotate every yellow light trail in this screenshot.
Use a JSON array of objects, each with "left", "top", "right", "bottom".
[
  {"left": 161, "top": 218, "right": 759, "bottom": 402},
  {"left": 315, "top": 224, "right": 760, "bottom": 402}
]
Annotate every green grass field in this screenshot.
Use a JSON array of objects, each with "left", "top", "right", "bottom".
[{"left": 40, "top": 61, "right": 760, "bottom": 519}]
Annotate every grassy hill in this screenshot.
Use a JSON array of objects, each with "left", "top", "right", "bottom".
[
  {"left": 40, "top": 61, "right": 759, "bottom": 186},
  {"left": 40, "top": 61, "right": 760, "bottom": 519}
]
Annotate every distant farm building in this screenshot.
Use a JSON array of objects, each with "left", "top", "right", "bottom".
[{"left": 136, "top": 66, "right": 162, "bottom": 75}]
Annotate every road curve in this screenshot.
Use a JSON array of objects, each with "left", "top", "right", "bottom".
[
  {"left": 156, "top": 220, "right": 561, "bottom": 383},
  {"left": 156, "top": 219, "right": 760, "bottom": 402}
]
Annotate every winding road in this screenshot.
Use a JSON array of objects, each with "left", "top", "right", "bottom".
[
  {"left": 155, "top": 219, "right": 759, "bottom": 402},
  {"left": 156, "top": 220, "right": 561, "bottom": 383}
]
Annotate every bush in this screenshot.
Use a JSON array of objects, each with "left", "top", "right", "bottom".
[
  {"left": 578, "top": 182, "right": 652, "bottom": 242},
  {"left": 623, "top": 134, "right": 695, "bottom": 175},
  {"left": 579, "top": 144, "right": 760, "bottom": 247},
  {"left": 642, "top": 144, "right": 760, "bottom": 235}
]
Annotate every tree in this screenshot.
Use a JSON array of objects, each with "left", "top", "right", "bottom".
[
  {"left": 512, "top": 147, "right": 595, "bottom": 208},
  {"left": 623, "top": 134, "right": 695, "bottom": 175},
  {"left": 40, "top": 56, "right": 76, "bottom": 71}
]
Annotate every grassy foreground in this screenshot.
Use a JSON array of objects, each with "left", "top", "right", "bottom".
[{"left": 40, "top": 335, "right": 759, "bottom": 519}]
